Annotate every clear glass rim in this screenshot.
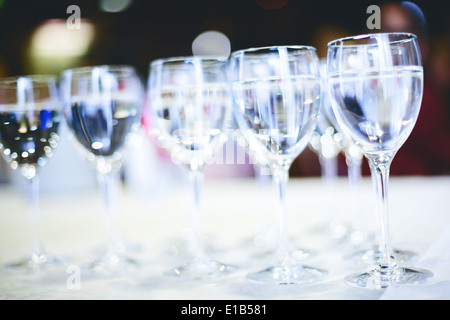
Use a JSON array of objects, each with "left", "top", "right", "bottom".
[
  {"left": 150, "top": 55, "right": 229, "bottom": 68},
  {"left": 327, "top": 32, "right": 418, "bottom": 48},
  {"left": 0, "top": 74, "right": 57, "bottom": 87},
  {"left": 231, "top": 45, "right": 316, "bottom": 58},
  {"left": 61, "top": 64, "right": 137, "bottom": 78}
]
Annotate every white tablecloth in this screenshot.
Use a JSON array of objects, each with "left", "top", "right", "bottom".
[{"left": 0, "top": 175, "right": 449, "bottom": 300}]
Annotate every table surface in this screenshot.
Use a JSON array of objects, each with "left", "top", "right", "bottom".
[{"left": 1, "top": 175, "right": 449, "bottom": 300}]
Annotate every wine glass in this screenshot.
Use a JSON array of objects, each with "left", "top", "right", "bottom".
[
  {"left": 148, "top": 56, "right": 235, "bottom": 279},
  {"left": 231, "top": 45, "right": 327, "bottom": 285},
  {"left": 60, "top": 65, "right": 142, "bottom": 275},
  {"left": 0, "top": 75, "right": 63, "bottom": 269},
  {"left": 327, "top": 32, "right": 433, "bottom": 288}
]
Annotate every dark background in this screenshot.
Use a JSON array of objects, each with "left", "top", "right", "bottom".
[{"left": 0, "top": 0, "right": 447, "bottom": 76}]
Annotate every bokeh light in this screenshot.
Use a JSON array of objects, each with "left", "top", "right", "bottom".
[
  {"left": 99, "top": 0, "right": 134, "bottom": 13},
  {"left": 30, "top": 19, "right": 95, "bottom": 56},
  {"left": 29, "top": 19, "right": 95, "bottom": 74},
  {"left": 401, "top": 1, "right": 426, "bottom": 28},
  {"left": 192, "top": 31, "right": 231, "bottom": 57}
]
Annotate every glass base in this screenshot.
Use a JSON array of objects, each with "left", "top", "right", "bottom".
[
  {"left": 5, "top": 252, "right": 66, "bottom": 270},
  {"left": 252, "top": 246, "right": 314, "bottom": 261},
  {"left": 347, "top": 247, "right": 418, "bottom": 265},
  {"left": 88, "top": 254, "right": 137, "bottom": 275},
  {"left": 345, "top": 266, "right": 433, "bottom": 289},
  {"left": 170, "top": 257, "right": 236, "bottom": 280},
  {"left": 247, "top": 265, "right": 327, "bottom": 285}
]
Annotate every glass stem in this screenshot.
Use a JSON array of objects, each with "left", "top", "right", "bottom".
[
  {"left": 98, "top": 169, "right": 121, "bottom": 256},
  {"left": 320, "top": 155, "right": 337, "bottom": 182},
  {"left": 319, "top": 155, "right": 338, "bottom": 228},
  {"left": 368, "top": 154, "right": 397, "bottom": 270},
  {"left": 188, "top": 169, "right": 205, "bottom": 257},
  {"left": 27, "top": 175, "right": 43, "bottom": 256},
  {"left": 347, "top": 155, "right": 362, "bottom": 234},
  {"left": 271, "top": 164, "right": 290, "bottom": 265}
]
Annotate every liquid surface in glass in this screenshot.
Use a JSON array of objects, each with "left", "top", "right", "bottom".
[
  {"left": 233, "top": 75, "right": 320, "bottom": 163},
  {"left": 67, "top": 95, "right": 140, "bottom": 157},
  {"left": 328, "top": 66, "right": 423, "bottom": 154},
  {"left": 152, "top": 84, "right": 230, "bottom": 168}
]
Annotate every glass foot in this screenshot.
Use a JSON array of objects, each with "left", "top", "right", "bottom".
[
  {"left": 88, "top": 254, "right": 137, "bottom": 275},
  {"left": 345, "top": 266, "right": 433, "bottom": 289},
  {"left": 170, "top": 257, "right": 236, "bottom": 280},
  {"left": 252, "top": 246, "right": 314, "bottom": 261},
  {"left": 247, "top": 265, "right": 327, "bottom": 285},
  {"left": 348, "top": 247, "right": 418, "bottom": 265},
  {"left": 5, "top": 252, "right": 66, "bottom": 270}
]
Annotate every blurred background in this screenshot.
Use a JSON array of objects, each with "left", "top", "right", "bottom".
[{"left": 0, "top": 0, "right": 448, "bottom": 191}]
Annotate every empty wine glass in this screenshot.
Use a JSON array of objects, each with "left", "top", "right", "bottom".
[
  {"left": 61, "top": 65, "right": 142, "bottom": 275},
  {"left": 231, "top": 45, "right": 327, "bottom": 285},
  {"left": 327, "top": 32, "right": 433, "bottom": 288},
  {"left": 148, "top": 56, "right": 235, "bottom": 279},
  {"left": 0, "top": 75, "right": 63, "bottom": 269}
]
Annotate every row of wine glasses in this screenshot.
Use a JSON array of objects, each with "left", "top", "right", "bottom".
[
  {"left": 0, "top": 32, "right": 433, "bottom": 289},
  {"left": 149, "top": 32, "right": 434, "bottom": 288},
  {"left": 0, "top": 67, "right": 143, "bottom": 275}
]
